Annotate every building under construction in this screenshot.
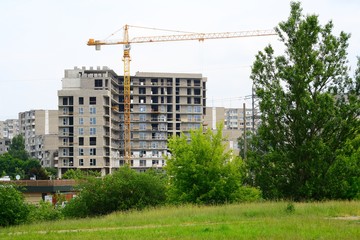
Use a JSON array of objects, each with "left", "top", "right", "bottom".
[{"left": 57, "top": 67, "right": 206, "bottom": 177}]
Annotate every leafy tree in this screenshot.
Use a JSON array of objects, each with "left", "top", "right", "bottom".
[
  {"left": 326, "top": 133, "right": 360, "bottom": 199},
  {"left": 248, "top": 2, "right": 360, "bottom": 200},
  {"left": 0, "top": 153, "right": 50, "bottom": 180},
  {"left": 0, "top": 185, "right": 30, "bottom": 226},
  {"left": 7, "top": 135, "right": 29, "bottom": 160},
  {"left": 45, "top": 167, "right": 58, "bottom": 180},
  {"left": 166, "top": 124, "right": 258, "bottom": 204},
  {"left": 62, "top": 169, "right": 101, "bottom": 180},
  {"left": 63, "top": 166, "right": 166, "bottom": 218}
]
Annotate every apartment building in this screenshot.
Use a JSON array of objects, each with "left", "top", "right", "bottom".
[
  {"left": 19, "top": 110, "right": 58, "bottom": 166},
  {"left": 0, "top": 119, "right": 19, "bottom": 139},
  {"left": 58, "top": 67, "right": 121, "bottom": 177},
  {"left": 0, "top": 138, "right": 11, "bottom": 154},
  {"left": 123, "top": 72, "right": 206, "bottom": 170},
  {"left": 204, "top": 106, "right": 259, "bottom": 154},
  {"left": 57, "top": 67, "right": 207, "bottom": 177}
]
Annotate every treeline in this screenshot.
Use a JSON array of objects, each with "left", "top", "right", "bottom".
[{"left": 0, "top": 135, "right": 57, "bottom": 180}]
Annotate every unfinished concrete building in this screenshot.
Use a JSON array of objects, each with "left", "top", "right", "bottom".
[
  {"left": 57, "top": 67, "right": 121, "bottom": 177},
  {"left": 57, "top": 67, "right": 206, "bottom": 176},
  {"left": 122, "top": 72, "right": 206, "bottom": 170}
]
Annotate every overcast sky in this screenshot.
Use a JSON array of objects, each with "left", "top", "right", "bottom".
[{"left": 0, "top": 0, "right": 359, "bottom": 120}]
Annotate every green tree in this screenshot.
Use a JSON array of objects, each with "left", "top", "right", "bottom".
[
  {"left": 7, "top": 135, "right": 29, "bottom": 160},
  {"left": 62, "top": 169, "right": 101, "bottom": 180},
  {"left": 166, "top": 125, "right": 257, "bottom": 204},
  {"left": 248, "top": 2, "right": 360, "bottom": 200},
  {"left": 326, "top": 133, "right": 360, "bottom": 199},
  {"left": 0, "top": 153, "right": 50, "bottom": 180},
  {"left": 0, "top": 185, "right": 30, "bottom": 226}
]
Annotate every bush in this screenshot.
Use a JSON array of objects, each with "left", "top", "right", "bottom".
[
  {"left": 28, "top": 201, "right": 63, "bottom": 223},
  {"left": 232, "top": 186, "right": 262, "bottom": 202},
  {"left": 62, "top": 169, "right": 101, "bottom": 180},
  {"left": 63, "top": 166, "right": 166, "bottom": 218},
  {"left": 0, "top": 185, "right": 30, "bottom": 226}
]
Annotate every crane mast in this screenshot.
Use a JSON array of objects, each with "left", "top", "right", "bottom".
[
  {"left": 87, "top": 24, "right": 277, "bottom": 167},
  {"left": 122, "top": 25, "right": 131, "bottom": 164}
]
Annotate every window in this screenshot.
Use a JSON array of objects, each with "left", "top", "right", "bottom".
[
  {"left": 152, "top": 160, "right": 159, "bottom": 165},
  {"left": 79, "top": 159, "right": 84, "bottom": 166},
  {"left": 90, "top": 127, "right": 96, "bottom": 135},
  {"left": 90, "top": 148, "right": 96, "bottom": 156},
  {"left": 139, "top": 123, "right": 146, "bottom": 130},
  {"left": 139, "top": 132, "right": 146, "bottom": 140},
  {"left": 90, "top": 107, "right": 96, "bottom": 114},
  {"left": 194, "top": 115, "right": 201, "bottom": 122},
  {"left": 90, "top": 137, "right": 96, "bottom": 146},
  {"left": 62, "top": 138, "right": 68, "bottom": 146},
  {"left": 62, "top": 149, "right": 68, "bottom": 156},
  {"left": 194, "top": 106, "right": 201, "bottom": 113},
  {"left": 79, "top": 107, "right": 84, "bottom": 114},
  {"left": 90, "top": 117, "right": 96, "bottom": 125},
  {"left": 140, "top": 160, "right": 146, "bottom": 167},
  {"left": 79, "top": 148, "right": 84, "bottom": 156},
  {"left": 79, "top": 117, "right": 84, "bottom": 125},
  {"left": 139, "top": 141, "right": 146, "bottom": 148},
  {"left": 139, "top": 114, "right": 146, "bottom": 121},
  {"left": 139, "top": 105, "right": 146, "bottom": 112},
  {"left": 95, "top": 79, "right": 102, "bottom": 88},
  {"left": 90, "top": 159, "right": 96, "bottom": 166},
  {"left": 89, "top": 97, "right": 96, "bottom": 105},
  {"left": 63, "top": 118, "right": 68, "bottom": 125},
  {"left": 79, "top": 137, "right": 84, "bottom": 146},
  {"left": 79, "top": 97, "right": 84, "bottom": 105},
  {"left": 62, "top": 128, "right": 68, "bottom": 136},
  {"left": 78, "top": 127, "right": 84, "bottom": 135},
  {"left": 151, "top": 142, "right": 158, "bottom": 149},
  {"left": 62, "top": 107, "right": 68, "bottom": 115}
]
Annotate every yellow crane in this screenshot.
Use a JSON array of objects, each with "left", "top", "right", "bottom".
[{"left": 87, "top": 24, "right": 276, "bottom": 164}]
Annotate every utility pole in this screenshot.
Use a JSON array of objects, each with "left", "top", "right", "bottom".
[{"left": 243, "top": 102, "right": 247, "bottom": 159}]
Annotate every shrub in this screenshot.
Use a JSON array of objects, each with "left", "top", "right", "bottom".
[
  {"left": 63, "top": 166, "right": 166, "bottom": 218},
  {"left": 232, "top": 186, "right": 262, "bottom": 202},
  {"left": 28, "top": 201, "right": 63, "bottom": 223},
  {"left": 0, "top": 185, "right": 30, "bottom": 226}
]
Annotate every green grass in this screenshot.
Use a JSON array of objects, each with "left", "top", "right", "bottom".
[{"left": 0, "top": 201, "right": 359, "bottom": 239}]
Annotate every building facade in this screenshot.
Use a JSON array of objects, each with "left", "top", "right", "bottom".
[
  {"left": 203, "top": 106, "right": 259, "bottom": 155},
  {"left": 0, "top": 138, "right": 11, "bottom": 154},
  {"left": 18, "top": 110, "right": 58, "bottom": 166},
  {"left": 0, "top": 119, "right": 19, "bottom": 139},
  {"left": 58, "top": 67, "right": 121, "bottom": 177},
  {"left": 57, "top": 67, "right": 207, "bottom": 177},
  {"left": 122, "top": 72, "right": 206, "bottom": 170}
]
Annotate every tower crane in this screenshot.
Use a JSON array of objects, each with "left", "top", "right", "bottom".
[{"left": 87, "top": 24, "right": 276, "bottom": 165}]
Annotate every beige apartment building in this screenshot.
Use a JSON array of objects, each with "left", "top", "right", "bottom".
[
  {"left": 19, "top": 110, "right": 58, "bottom": 167},
  {"left": 57, "top": 67, "right": 206, "bottom": 177},
  {"left": 203, "top": 106, "right": 259, "bottom": 155}
]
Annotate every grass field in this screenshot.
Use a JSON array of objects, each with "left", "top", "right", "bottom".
[{"left": 0, "top": 201, "right": 359, "bottom": 239}]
